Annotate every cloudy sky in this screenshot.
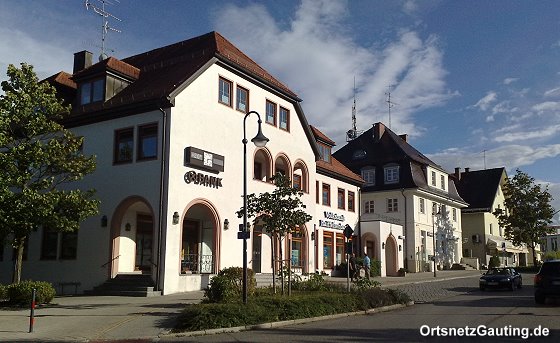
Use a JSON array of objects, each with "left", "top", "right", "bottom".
[{"left": 1, "top": 0, "right": 559, "bottom": 222}]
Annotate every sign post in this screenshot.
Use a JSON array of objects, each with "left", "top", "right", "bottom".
[{"left": 343, "top": 225, "right": 354, "bottom": 292}]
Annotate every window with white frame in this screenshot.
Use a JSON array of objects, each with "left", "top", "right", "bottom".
[
  {"left": 441, "top": 175, "right": 446, "bottom": 190},
  {"left": 431, "top": 171, "right": 436, "bottom": 186},
  {"left": 452, "top": 208, "right": 457, "bottom": 221},
  {"left": 279, "top": 106, "right": 289, "bottom": 131},
  {"left": 384, "top": 166, "right": 399, "bottom": 184},
  {"left": 387, "top": 198, "right": 398, "bottom": 212},
  {"left": 361, "top": 167, "right": 375, "bottom": 185},
  {"left": 236, "top": 85, "right": 249, "bottom": 112},
  {"left": 218, "top": 77, "right": 232, "bottom": 106},
  {"left": 419, "top": 198, "right": 425, "bottom": 214},
  {"left": 365, "top": 200, "right": 374, "bottom": 213}
]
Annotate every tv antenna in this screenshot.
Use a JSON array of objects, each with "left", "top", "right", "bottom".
[
  {"left": 385, "top": 85, "right": 398, "bottom": 129},
  {"left": 347, "top": 77, "right": 363, "bottom": 141},
  {"left": 85, "top": 0, "right": 122, "bottom": 61}
]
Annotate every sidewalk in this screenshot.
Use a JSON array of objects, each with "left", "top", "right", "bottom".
[{"left": 0, "top": 270, "right": 481, "bottom": 342}]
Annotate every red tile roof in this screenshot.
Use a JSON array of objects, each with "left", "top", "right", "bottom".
[
  {"left": 44, "top": 71, "right": 76, "bottom": 89},
  {"left": 309, "top": 125, "right": 336, "bottom": 146}
]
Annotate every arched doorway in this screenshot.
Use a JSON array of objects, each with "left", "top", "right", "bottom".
[
  {"left": 361, "top": 232, "right": 378, "bottom": 260},
  {"left": 385, "top": 235, "right": 398, "bottom": 276},
  {"left": 180, "top": 200, "right": 220, "bottom": 274},
  {"left": 110, "top": 196, "right": 155, "bottom": 278}
]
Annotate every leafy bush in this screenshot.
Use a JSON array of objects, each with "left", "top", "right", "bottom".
[
  {"left": 204, "top": 267, "right": 256, "bottom": 303},
  {"left": 488, "top": 256, "right": 501, "bottom": 268},
  {"left": 7, "top": 280, "right": 56, "bottom": 305},
  {"left": 0, "top": 284, "right": 8, "bottom": 301},
  {"left": 370, "top": 260, "right": 382, "bottom": 277},
  {"left": 292, "top": 273, "right": 327, "bottom": 291}
]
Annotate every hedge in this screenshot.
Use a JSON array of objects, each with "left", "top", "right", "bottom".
[{"left": 1, "top": 280, "right": 56, "bottom": 306}]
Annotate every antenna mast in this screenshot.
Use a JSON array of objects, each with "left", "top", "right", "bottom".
[
  {"left": 347, "top": 77, "right": 363, "bottom": 141},
  {"left": 85, "top": 0, "right": 121, "bottom": 61},
  {"left": 385, "top": 85, "right": 396, "bottom": 129}
]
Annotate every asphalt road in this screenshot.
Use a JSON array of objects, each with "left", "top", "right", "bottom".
[{"left": 161, "top": 274, "right": 560, "bottom": 343}]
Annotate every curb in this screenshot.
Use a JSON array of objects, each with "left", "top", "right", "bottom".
[{"left": 159, "top": 301, "right": 415, "bottom": 339}]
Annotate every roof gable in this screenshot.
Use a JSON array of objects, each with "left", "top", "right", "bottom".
[{"left": 455, "top": 167, "right": 506, "bottom": 210}]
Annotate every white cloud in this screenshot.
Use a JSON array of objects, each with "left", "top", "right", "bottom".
[
  {"left": 537, "top": 181, "right": 560, "bottom": 224},
  {"left": 403, "top": 0, "right": 418, "bottom": 15},
  {"left": 494, "top": 125, "right": 560, "bottom": 143},
  {"left": 532, "top": 101, "right": 560, "bottom": 113},
  {"left": 503, "top": 77, "right": 518, "bottom": 85},
  {"left": 215, "top": 0, "right": 453, "bottom": 144},
  {"left": 544, "top": 87, "right": 560, "bottom": 98},
  {"left": 473, "top": 91, "right": 497, "bottom": 111}
]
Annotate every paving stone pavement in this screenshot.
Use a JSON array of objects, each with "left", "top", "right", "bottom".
[{"left": 388, "top": 274, "right": 480, "bottom": 303}]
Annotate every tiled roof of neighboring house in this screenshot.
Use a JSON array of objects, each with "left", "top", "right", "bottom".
[
  {"left": 455, "top": 167, "right": 506, "bottom": 211},
  {"left": 45, "top": 71, "right": 77, "bottom": 89},
  {"left": 49, "top": 31, "right": 298, "bottom": 124},
  {"left": 310, "top": 125, "right": 364, "bottom": 186}
]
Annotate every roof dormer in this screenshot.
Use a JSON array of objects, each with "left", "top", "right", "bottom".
[{"left": 71, "top": 51, "right": 140, "bottom": 106}]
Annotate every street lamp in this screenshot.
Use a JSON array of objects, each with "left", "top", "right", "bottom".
[{"left": 242, "top": 111, "right": 269, "bottom": 304}]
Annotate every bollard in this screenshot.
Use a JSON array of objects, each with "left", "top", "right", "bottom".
[{"left": 29, "top": 288, "right": 36, "bottom": 333}]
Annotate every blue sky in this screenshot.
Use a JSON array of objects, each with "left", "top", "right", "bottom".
[{"left": 1, "top": 0, "right": 559, "bottom": 222}]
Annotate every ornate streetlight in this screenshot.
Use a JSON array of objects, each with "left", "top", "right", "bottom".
[{"left": 242, "top": 111, "right": 269, "bottom": 304}]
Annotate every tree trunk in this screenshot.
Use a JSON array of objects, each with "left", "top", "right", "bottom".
[
  {"left": 279, "top": 235, "right": 284, "bottom": 295},
  {"left": 530, "top": 242, "right": 538, "bottom": 268},
  {"left": 271, "top": 232, "right": 276, "bottom": 294},
  {"left": 288, "top": 234, "right": 292, "bottom": 297},
  {"left": 12, "top": 238, "right": 25, "bottom": 284}
]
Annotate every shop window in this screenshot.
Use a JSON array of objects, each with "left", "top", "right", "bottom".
[
  {"left": 266, "top": 100, "right": 276, "bottom": 125},
  {"left": 323, "top": 231, "right": 333, "bottom": 268},
  {"left": 279, "top": 106, "right": 289, "bottom": 131},
  {"left": 322, "top": 183, "right": 331, "bottom": 206},
  {"left": 218, "top": 77, "right": 232, "bottom": 106},
  {"left": 337, "top": 188, "right": 345, "bottom": 209},
  {"left": 348, "top": 191, "right": 355, "bottom": 212},
  {"left": 336, "top": 233, "right": 344, "bottom": 266},
  {"left": 236, "top": 85, "right": 249, "bottom": 112},
  {"left": 114, "top": 127, "right": 134, "bottom": 164},
  {"left": 291, "top": 228, "right": 304, "bottom": 268},
  {"left": 137, "top": 123, "right": 158, "bottom": 161}
]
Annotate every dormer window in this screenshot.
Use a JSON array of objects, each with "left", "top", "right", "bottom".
[
  {"left": 384, "top": 165, "right": 399, "bottom": 184},
  {"left": 80, "top": 79, "right": 105, "bottom": 105},
  {"left": 318, "top": 143, "right": 331, "bottom": 163},
  {"left": 361, "top": 167, "right": 375, "bottom": 186}
]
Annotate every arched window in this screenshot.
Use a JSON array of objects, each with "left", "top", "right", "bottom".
[
  {"left": 274, "top": 154, "right": 291, "bottom": 178},
  {"left": 254, "top": 148, "right": 272, "bottom": 182},
  {"left": 293, "top": 160, "right": 309, "bottom": 192}
]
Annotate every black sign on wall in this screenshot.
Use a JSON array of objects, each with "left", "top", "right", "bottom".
[{"left": 184, "top": 147, "right": 225, "bottom": 173}]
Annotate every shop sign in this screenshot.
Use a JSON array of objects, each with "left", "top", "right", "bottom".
[
  {"left": 184, "top": 146, "right": 224, "bottom": 173},
  {"left": 319, "top": 211, "right": 346, "bottom": 230},
  {"left": 184, "top": 170, "right": 223, "bottom": 189}
]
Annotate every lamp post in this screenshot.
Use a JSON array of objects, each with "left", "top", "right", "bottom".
[{"left": 242, "top": 111, "right": 269, "bottom": 304}]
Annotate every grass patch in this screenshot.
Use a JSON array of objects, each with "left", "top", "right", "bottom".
[{"left": 175, "top": 288, "right": 410, "bottom": 332}]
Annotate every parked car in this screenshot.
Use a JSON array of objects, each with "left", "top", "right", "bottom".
[
  {"left": 479, "top": 267, "right": 522, "bottom": 291},
  {"left": 534, "top": 259, "right": 560, "bottom": 304}
]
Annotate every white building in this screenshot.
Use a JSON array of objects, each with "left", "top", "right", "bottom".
[
  {"left": 334, "top": 123, "right": 468, "bottom": 273},
  {"left": 0, "top": 32, "right": 362, "bottom": 294}
]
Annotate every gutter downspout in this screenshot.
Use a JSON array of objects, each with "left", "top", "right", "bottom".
[
  {"left": 400, "top": 188, "right": 408, "bottom": 271},
  {"left": 156, "top": 107, "right": 168, "bottom": 293},
  {"left": 358, "top": 187, "right": 362, "bottom": 256}
]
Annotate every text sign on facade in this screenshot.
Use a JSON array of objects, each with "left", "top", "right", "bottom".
[
  {"left": 184, "top": 170, "right": 223, "bottom": 189},
  {"left": 319, "top": 211, "right": 346, "bottom": 230},
  {"left": 184, "top": 146, "right": 224, "bottom": 173}
]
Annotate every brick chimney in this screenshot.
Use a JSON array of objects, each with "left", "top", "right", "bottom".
[
  {"left": 373, "top": 122, "right": 386, "bottom": 141},
  {"left": 465, "top": 167, "right": 470, "bottom": 173},
  {"left": 73, "top": 51, "right": 93, "bottom": 74},
  {"left": 455, "top": 167, "right": 461, "bottom": 181},
  {"left": 399, "top": 134, "right": 408, "bottom": 143}
]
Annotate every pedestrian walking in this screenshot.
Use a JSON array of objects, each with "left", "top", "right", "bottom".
[
  {"left": 363, "top": 253, "right": 371, "bottom": 279},
  {"left": 349, "top": 253, "right": 357, "bottom": 281}
]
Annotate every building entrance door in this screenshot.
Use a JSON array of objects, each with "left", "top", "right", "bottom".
[{"left": 135, "top": 214, "right": 153, "bottom": 272}]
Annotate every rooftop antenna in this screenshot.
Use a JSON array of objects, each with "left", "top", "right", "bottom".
[
  {"left": 385, "top": 85, "right": 397, "bottom": 129},
  {"left": 85, "top": 0, "right": 121, "bottom": 61},
  {"left": 482, "top": 150, "right": 487, "bottom": 170},
  {"left": 347, "top": 77, "right": 363, "bottom": 141}
]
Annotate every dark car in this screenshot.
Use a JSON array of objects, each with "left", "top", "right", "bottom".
[
  {"left": 479, "top": 267, "right": 522, "bottom": 291},
  {"left": 534, "top": 259, "right": 560, "bottom": 304}
]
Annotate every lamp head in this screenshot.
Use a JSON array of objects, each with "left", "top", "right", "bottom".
[{"left": 251, "top": 120, "right": 269, "bottom": 147}]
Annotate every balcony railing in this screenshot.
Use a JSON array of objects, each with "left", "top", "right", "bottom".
[{"left": 181, "top": 254, "right": 214, "bottom": 274}]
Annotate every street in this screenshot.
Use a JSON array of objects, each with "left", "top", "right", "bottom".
[{"left": 161, "top": 274, "right": 559, "bottom": 342}]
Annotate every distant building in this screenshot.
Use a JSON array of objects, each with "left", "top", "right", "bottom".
[
  {"left": 334, "top": 123, "right": 467, "bottom": 273},
  {"left": 454, "top": 167, "right": 529, "bottom": 267},
  {"left": 541, "top": 226, "right": 560, "bottom": 256}
]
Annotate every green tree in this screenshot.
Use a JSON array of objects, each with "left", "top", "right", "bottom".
[
  {"left": 0, "top": 63, "right": 99, "bottom": 283},
  {"left": 237, "top": 173, "right": 312, "bottom": 295},
  {"left": 493, "top": 169, "right": 555, "bottom": 267}
]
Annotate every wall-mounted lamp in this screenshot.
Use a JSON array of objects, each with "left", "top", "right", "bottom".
[
  {"left": 101, "top": 215, "right": 108, "bottom": 227},
  {"left": 125, "top": 223, "right": 131, "bottom": 231},
  {"left": 172, "top": 212, "right": 180, "bottom": 225},
  {"left": 398, "top": 235, "right": 405, "bottom": 240},
  {"left": 224, "top": 218, "right": 230, "bottom": 230},
  {"left": 382, "top": 242, "right": 385, "bottom": 249},
  {"left": 399, "top": 245, "right": 402, "bottom": 251}
]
